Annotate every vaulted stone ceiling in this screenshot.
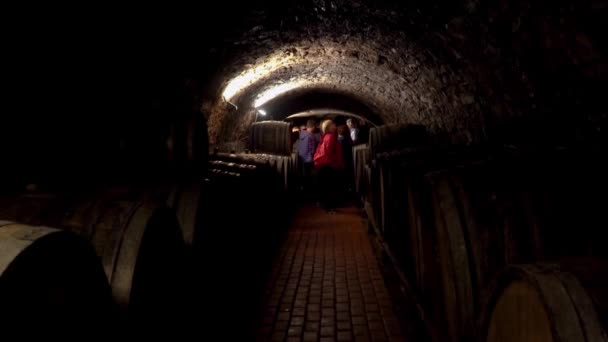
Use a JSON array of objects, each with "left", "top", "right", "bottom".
[{"left": 198, "top": 0, "right": 605, "bottom": 148}]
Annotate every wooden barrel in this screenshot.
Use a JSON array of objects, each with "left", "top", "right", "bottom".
[
  {"left": 367, "top": 125, "right": 429, "bottom": 232},
  {"left": 0, "top": 221, "right": 116, "bottom": 336},
  {"left": 250, "top": 153, "right": 287, "bottom": 189},
  {"left": 368, "top": 124, "right": 428, "bottom": 161},
  {"left": 208, "top": 159, "right": 280, "bottom": 218},
  {"left": 213, "top": 152, "right": 293, "bottom": 191},
  {"left": 290, "top": 152, "right": 299, "bottom": 192},
  {"left": 451, "top": 159, "right": 543, "bottom": 290},
  {"left": 424, "top": 170, "right": 476, "bottom": 342},
  {"left": 0, "top": 190, "right": 187, "bottom": 322},
  {"left": 376, "top": 148, "right": 440, "bottom": 280},
  {"left": 250, "top": 121, "right": 292, "bottom": 156},
  {"left": 415, "top": 157, "right": 542, "bottom": 342},
  {"left": 481, "top": 261, "right": 608, "bottom": 342},
  {"left": 353, "top": 144, "right": 370, "bottom": 196},
  {"left": 195, "top": 158, "right": 290, "bottom": 338},
  {"left": 367, "top": 159, "right": 383, "bottom": 230},
  {"left": 378, "top": 148, "right": 434, "bottom": 238}
]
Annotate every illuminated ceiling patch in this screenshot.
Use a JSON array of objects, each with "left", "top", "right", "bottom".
[
  {"left": 220, "top": 39, "right": 409, "bottom": 113},
  {"left": 253, "top": 80, "right": 308, "bottom": 108},
  {"left": 221, "top": 52, "right": 296, "bottom": 101}
]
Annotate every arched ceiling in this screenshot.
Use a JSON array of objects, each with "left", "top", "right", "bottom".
[
  {"left": 205, "top": 0, "right": 488, "bottom": 146},
  {"left": 219, "top": 36, "right": 421, "bottom": 122},
  {"left": 200, "top": 0, "right": 605, "bottom": 150}
]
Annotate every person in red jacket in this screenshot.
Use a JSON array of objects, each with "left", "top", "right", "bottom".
[{"left": 314, "top": 119, "right": 344, "bottom": 212}]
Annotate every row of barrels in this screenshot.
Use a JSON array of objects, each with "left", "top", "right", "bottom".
[
  {"left": 355, "top": 124, "right": 608, "bottom": 342},
  {"left": 0, "top": 120, "right": 294, "bottom": 337},
  {"left": 205, "top": 153, "right": 295, "bottom": 338},
  {"left": 0, "top": 161, "right": 293, "bottom": 339},
  {"left": 0, "top": 115, "right": 302, "bottom": 338},
  {"left": 206, "top": 156, "right": 289, "bottom": 242},
  {"left": 0, "top": 185, "right": 193, "bottom": 337},
  {"left": 212, "top": 151, "right": 299, "bottom": 192}
]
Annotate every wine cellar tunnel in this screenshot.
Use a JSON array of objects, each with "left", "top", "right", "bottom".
[{"left": 1, "top": 0, "right": 607, "bottom": 341}]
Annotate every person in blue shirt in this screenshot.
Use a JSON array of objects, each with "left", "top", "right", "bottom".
[{"left": 297, "top": 120, "right": 321, "bottom": 198}]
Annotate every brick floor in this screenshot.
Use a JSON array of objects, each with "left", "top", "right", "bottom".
[{"left": 256, "top": 206, "right": 406, "bottom": 342}]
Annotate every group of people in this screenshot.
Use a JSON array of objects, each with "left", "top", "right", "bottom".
[{"left": 296, "top": 118, "right": 361, "bottom": 213}]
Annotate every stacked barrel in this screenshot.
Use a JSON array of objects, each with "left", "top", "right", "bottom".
[
  {"left": 248, "top": 120, "right": 299, "bottom": 193},
  {"left": 0, "top": 188, "right": 188, "bottom": 333},
  {"left": 353, "top": 123, "right": 608, "bottom": 342},
  {"left": 0, "top": 221, "right": 117, "bottom": 338},
  {"left": 198, "top": 121, "right": 296, "bottom": 337},
  {"left": 1, "top": 112, "right": 213, "bottom": 337},
  {"left": 250, "top": 121, "right": 292, "bottom": 156},
  {"left": 0, "top": 111, "right": 209, "bottom": 336},
  {"left": 0, "top": 113, "right": 301, "bottom": 338}
]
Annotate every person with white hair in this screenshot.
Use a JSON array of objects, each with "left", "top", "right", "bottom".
[{"left": 346, "top": 118, "right": 360, "bottom": 144}]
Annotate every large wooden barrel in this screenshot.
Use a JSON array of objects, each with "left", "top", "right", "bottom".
[
  {"left": 451, "top": 159, "right": 543, "bottom": 286},
  {"left": 0, "top": 190, "right": 187, "bottom": 324},
  {"left": 0, "top": 222, "right": 116, "bottom": 337},
  {"left": 412, "top": 157, "right": 542, "bottom": 342},
  {"left": 250, "top": 121, "right": 292, "bottom": 156},
  {"left": 368, "top": 124, "right": 428, "bottom": 161},
  {"left": 481, "top": 261, "right": 608, "bottom": 342},
  {"left": 422, "top": 170, "right": 476, "bottom": 342},
  {"left": 377, "top": 147, "right": 435, "bottom": 238},
  {"left": 352, "top": 144, "right": 370, "bottom": 196},
  {"left": 367, "top": 125, "right": 429, "bottom": 231},
  {"left": 375, "top": 148, "right": 441, "bottom": 283},
  {"left": 367, "top": 158, "right": 383, "bottom": 230}
]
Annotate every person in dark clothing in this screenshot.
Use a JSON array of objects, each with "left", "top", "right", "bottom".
[
  {"left": 346, "top": 118, "right": 360, "bottom": 144},
  {"left": 314, "top": 119, "right": 344, "bottom": 213},
  {"left": 338, "top": 125, "right": 355, "bottom": 200}
]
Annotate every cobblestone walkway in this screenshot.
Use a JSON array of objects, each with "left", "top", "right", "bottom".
[{"left": 256, "top": 206, "right": 405, "bottom": 342}]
